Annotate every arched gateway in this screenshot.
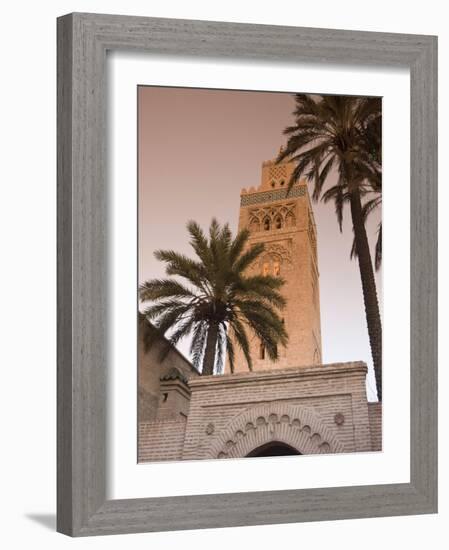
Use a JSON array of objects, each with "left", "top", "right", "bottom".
[
  {"left": 206, "top": 402, "right": 346, "bottom": 459},
  {"left": 246, "top": 441, "right": 301, "bottom": 457}
]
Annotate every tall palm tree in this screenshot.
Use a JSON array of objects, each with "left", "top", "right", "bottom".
[
  {"left": 350, "top": 194, "right": 382, "bottom": 272},
  {"left": 349, "top": 102, "right": 382, "bottom": 272},
  {"left": 277, "top": 94, "right": 383, "bottom": 400},
  {"left": 139, "top": 218, "right": 288, "bottom": 375}
]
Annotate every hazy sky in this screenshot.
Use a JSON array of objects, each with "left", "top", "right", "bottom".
[{"left": 138, "top": 86, "right": 382, "bottom": 401}]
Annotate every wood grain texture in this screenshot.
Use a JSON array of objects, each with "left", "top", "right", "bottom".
[
  {"left": 57, "top": 13, "right": 74, "bottom": 536},
  {"left": 57, "top": 12, "right": 438, "bottom": 536}
]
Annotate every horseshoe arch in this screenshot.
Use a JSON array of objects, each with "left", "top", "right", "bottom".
[{"left": 206, "top": 402, "right": 346, "bottom": 459}]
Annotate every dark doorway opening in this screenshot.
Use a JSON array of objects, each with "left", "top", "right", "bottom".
[{"left": 246, "top": 441, "right": 301, "bottom": 457}]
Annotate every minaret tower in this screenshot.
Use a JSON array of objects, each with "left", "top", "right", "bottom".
[{"left": 226, "top": 152, "right": 322, "bottom": 373}]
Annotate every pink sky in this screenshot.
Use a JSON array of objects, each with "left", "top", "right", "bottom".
[{"left": 138, "top": 86, "right": 382, "bottom": 401}]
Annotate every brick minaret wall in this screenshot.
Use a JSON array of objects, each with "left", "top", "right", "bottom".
[{"left": 225, "top": 155, "right": 322, "bottom": 373}]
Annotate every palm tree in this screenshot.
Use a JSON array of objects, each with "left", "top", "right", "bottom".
[
  {"left": 349, "top": 102, "right": 382, "bottom": 272},
  {"left": 277, "top": 94, "right": 383, "bottom": 400},
  {"left": 139, "top": 218, "right": 288, "bottom": 375},
  {"left": 350, "top": 194, "right": 382, "bottom": 272}
]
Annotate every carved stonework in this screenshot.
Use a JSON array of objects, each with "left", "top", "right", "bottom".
[
  {"left": 263, "top": 243, "right": 292, "bottom": 265},
  {"left": 253, "top": 243, "right": 292, "bottom": 277},
  {"left": 205, "top": 423, "right": 215, "bottom": 435},
  {"left": 268, "top": 163, "right": 287, "bottom": 181},
  {"left": 247, "top": 202, "right": 297, "bottom": 234},
  {"left": 207, "top": 403, "right": 346, "bottom": 459},
  {"left": 240, "top": 185, "right": 306, "bottom": 206},
  {"left": 334, "top": 413, "right": 345, "bottom": 426}
]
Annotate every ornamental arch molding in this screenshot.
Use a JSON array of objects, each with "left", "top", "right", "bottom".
[{"left": 206, "top": 402, "right": 346, "bottom": 459}]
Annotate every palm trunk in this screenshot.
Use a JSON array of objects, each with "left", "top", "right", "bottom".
[
  {"left": 350, "top": 189, "right": 383, "bottom": 401},
  {"left": 202, "top": 322, "right": 218, "bottom": 375}
]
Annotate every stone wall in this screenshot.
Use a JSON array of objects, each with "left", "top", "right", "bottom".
[
  {"left": 182, "top": 361, "right": 373, "bottom": 460},
  {"left": 368, "top": 402, "right": 382, "bottom": 451},
  {"left": 138, "top": 316, "right": 198, "bottom": 423},
  {"left": 138, "top": 419, "right": 187, "bottom": 462},
  {"left": 139, "top": 361, "right": 382, "bottom": 462}
]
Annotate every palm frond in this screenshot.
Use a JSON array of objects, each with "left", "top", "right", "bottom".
[
  {"left": 187, "top": 220, "right": 214, "bottom": 270},
  {"left": 225, "top": 333, "right": 236, "bottom": 374},
  {"left": 154, "top": 249, "right": 210, "bottom": 294},
  {"left": 228, "top": 315, "right": 253, "bottom": 371},
  {"left": 233, "top": 275, "right": 286, "bottom": 309},
  {"left": 234, "top": 242, "right": 265, "bottom": 272},
  {"left": 234, "top": 299, "right": 288, "bottom": 352},
  {"left": 141, "top": 299, "right": 189, "bottom": 321},
  {"left": 228, "top": 228, "right": 250, "bottom": 266},
  {"left": 139, "top": 279, "right": 197, "bottom": 302}
]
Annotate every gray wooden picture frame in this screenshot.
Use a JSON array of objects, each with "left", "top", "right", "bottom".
[{"left": 57, "top": 12, "right": 438, "bottom": 537}]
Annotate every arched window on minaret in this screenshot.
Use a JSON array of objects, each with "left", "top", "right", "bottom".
[
  {"left": 273, "top": 260, "right": 281, "bottom": 277},
  {"left": 285, "top": 212, "right": 296, "bottom": 228},
  {"left": 259, "top": 342, "right": 265, "bottom": 360},
  {"left": 263, "top": 217, "right": 271, "bottom": 231},
  {"left": 249, "top": 217, "right": 260, "bottom": 233},
  {"left": 262, "top": 262, "right": 270, "bottom": 277},
  {"left": 275, "top": 215, "right": 283, "bottom": 229}
]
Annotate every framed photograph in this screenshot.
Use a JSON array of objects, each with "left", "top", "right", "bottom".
[{"left": 57, "top": 13, "right": 437, "bottom": 536}]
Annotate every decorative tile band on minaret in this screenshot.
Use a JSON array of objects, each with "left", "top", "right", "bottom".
[
  {"left": 226, "top": 153, "right": 322, "bottom": 373},
  {"left": 240, "top": 186, "right": 306, "bottom": 206}
]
